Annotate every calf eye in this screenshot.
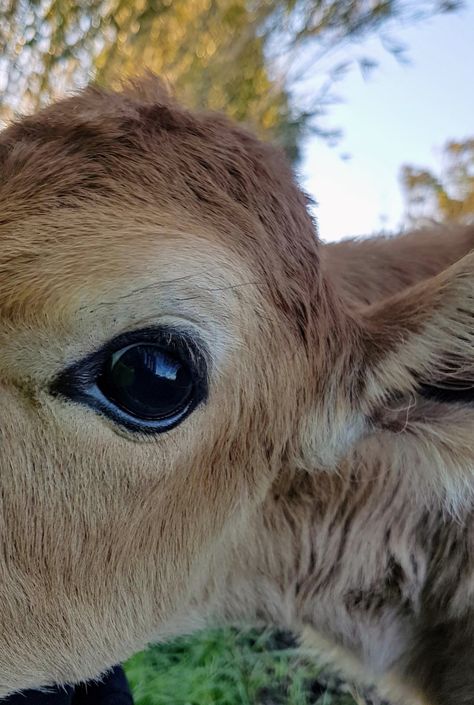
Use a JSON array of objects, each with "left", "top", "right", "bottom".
[
  {"left": 98, "top": 344, "right": 194, "bottom": 422},
  {"left": 51, "top": 329, "right": 208, "bottom": 433}
]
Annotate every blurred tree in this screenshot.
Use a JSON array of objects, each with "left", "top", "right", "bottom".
[
  {"left": 0, "top": 0, "right": 463, "bottom": 161},
  {"left": 401, "top": 138, "right": 474, "bottom": 225}
]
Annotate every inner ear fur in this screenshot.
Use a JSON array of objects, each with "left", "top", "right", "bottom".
[
  {"left": 298, "top": 252, "right": 473, "bottom": 473},
  {"left": 357, "top": 250, "right": 474, "bottom": 416}
]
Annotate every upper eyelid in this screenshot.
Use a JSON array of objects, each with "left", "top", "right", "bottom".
[{"left": 50, "top": 326, "right": 208, "bottom": 397}]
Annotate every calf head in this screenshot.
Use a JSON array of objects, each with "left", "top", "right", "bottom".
[{"left": 0, "top": 76, "right": 472, "bottom": 694}]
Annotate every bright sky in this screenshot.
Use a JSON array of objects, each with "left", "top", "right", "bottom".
[{"left": 298, "top": 1, "right": 474, "bottom": 243}]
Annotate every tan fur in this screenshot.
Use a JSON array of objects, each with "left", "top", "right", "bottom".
[
  {"left": 0, "top": 77, "right": 473, "bottom": 703},
  {"left": 324, "top": 225, "right": 474, "bottom": 305}
]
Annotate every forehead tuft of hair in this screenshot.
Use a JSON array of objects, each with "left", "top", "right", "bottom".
[
  {"left": 118, "top": 72, "right": 175, "bottom": 103},
  {"left": 0, "top": 75, "right": 184, "bottom": 160},
  {"left": 0, "top": 74, "right": 311, "bottom": 222}
]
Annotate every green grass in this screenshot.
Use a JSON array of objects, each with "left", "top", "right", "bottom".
[{"left": 124, "top": 628, "right": 359, "bottom": 705}]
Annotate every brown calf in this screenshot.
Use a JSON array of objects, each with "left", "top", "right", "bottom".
[{"left": 0, "top": 76, "right": 473, "bottom": 703}]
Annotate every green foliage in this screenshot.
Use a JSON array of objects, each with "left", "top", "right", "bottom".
[
  {"left": 401, "top": 137, "right": 474, "bottom": 225},
  {"left": 124, "top": 628, "right": 359, "bottom": 705},
  {"left": 0, "top": 0, "right": 463, "bottom": 161}
]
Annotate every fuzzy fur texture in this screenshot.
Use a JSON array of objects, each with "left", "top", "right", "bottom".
[{"left": 0, "top": 76, "right": 473, "bottom": 702}]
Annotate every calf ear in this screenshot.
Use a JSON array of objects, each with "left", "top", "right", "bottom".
[
  {"left": 339, "top": 251, "right": 473, "bottom": 511},
  {"left": 358, "top": 250, "right": 474, "bottom": 419},
  {"left": 303, "top": 252, "right": 473, "bottom": 508}
]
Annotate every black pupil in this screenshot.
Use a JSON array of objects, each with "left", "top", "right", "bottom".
[{"left": 97, "top": 344, "right": 193, "bottom": 420}]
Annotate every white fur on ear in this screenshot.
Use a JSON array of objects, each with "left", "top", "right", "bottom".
[{"left": 300, "top": 410, "right": 368, "bottom": 470}]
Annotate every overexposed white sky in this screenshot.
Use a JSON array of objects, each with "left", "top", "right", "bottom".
[{"left": 298, "top": 1, "right": 474, "bottom": 243}]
